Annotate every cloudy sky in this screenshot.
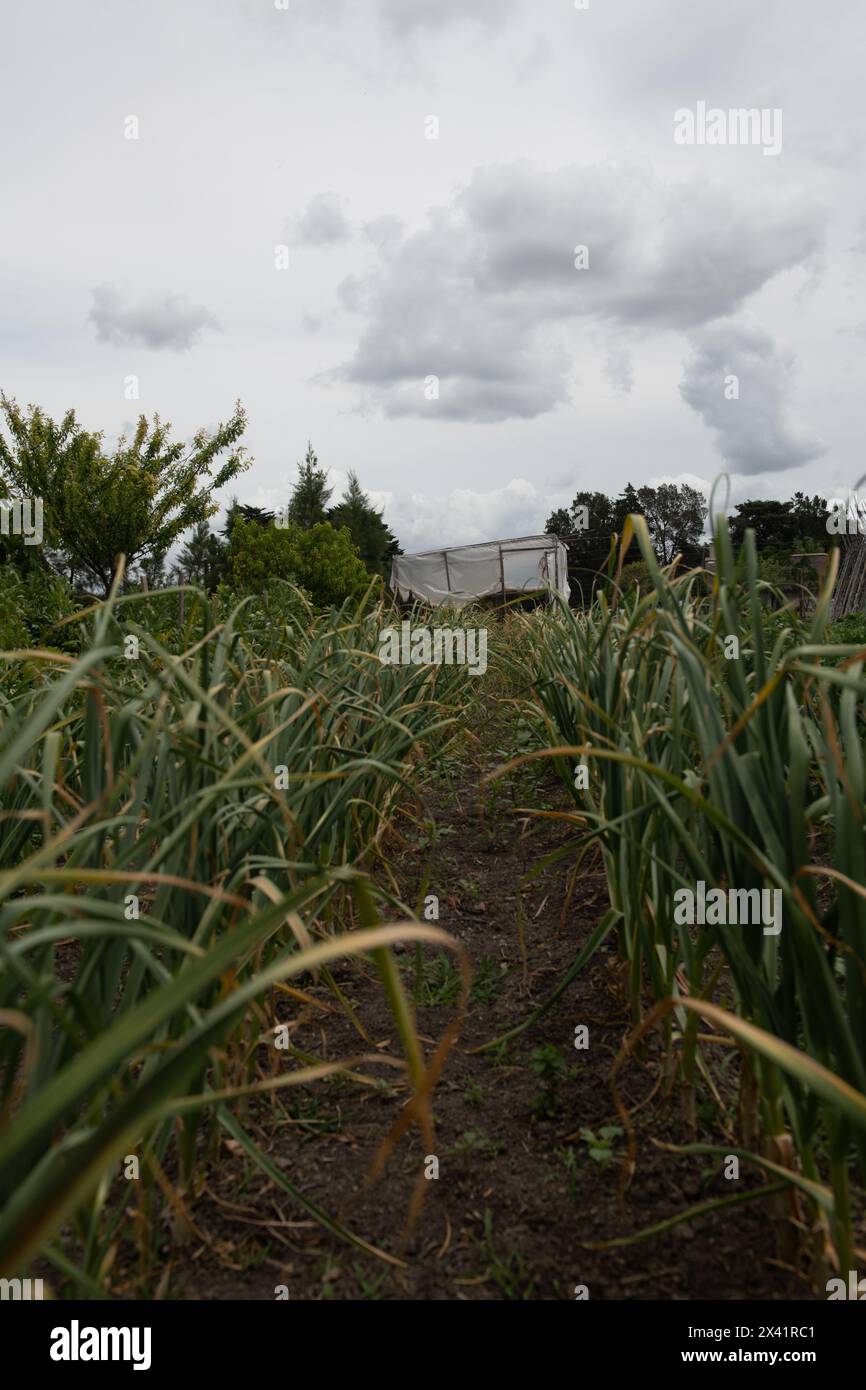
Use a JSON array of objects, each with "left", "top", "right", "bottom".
[{"left": 2, "top": 0, "right": 865, "bottom": 552}]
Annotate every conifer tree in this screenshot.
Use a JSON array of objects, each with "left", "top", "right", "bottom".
[
  {"left": 287, "top": 443, "right": 332, "bottom": 528},
  {"left": 328, "top": 470, "right": 400, "bottom": 578}
]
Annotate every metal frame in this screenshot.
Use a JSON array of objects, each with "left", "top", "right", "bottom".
[
  {"left": 403, "top": 532, "right": 569, "bottom": 560},
  {"left": 442, "top": 549, "right": 452, "bottom": 593},
  {"left": 392, "top": 533, "right": 570, "bottom": 604}
]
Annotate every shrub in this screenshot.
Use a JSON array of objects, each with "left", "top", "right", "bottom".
[
  {"left": 828, "top": 612, "right": 866, "bottom": 646},
  {"left": 0, "top": 563, "right": 77, "bottom": 650},
  {"left": 615, "top": 560, "right": 652, "bottom": 596},
  {"left": 229, "top": 518, "right": 372, "bottom": 608}
]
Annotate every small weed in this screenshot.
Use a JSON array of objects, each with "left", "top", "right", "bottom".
[
  {"left": 353, "top": 1262, "right": 387, "bottom": 1299},
  {"left": 447, "top": 1128, "right": 504, "bottom": 1160},
  {"left": 239, "top": 1241, "right": 273, "bottom": 1270},
  {"left": 475, "top": 1210, "right": 538, "bottom": 1300},
  {"left": 407, "top": 950, "right": 462, "bottom": 1007},
  {"left": 285, "top": 1095, "right": 339, "bottom": 1141},
  {"left": 527, "top": 1043, "right": 575, "bottom": 1121},
  {"left": 318, "top": 1260, "right": 340, "bottom": 1300},
  {"left": 464, "top": 1079, "right": 484, "bottom": 1107},
  {"left": 413, "top": 819, "right": 455, "bottom": 851},
  {"left": 482, "top": 1039, "right": 513, "bottom": 1069},
  {"left": 470, "top": 955, "right": 504, "bottom": 1006},
  {"left": 578, "top": 1126, "right": 623, "bottom": 1164},
  {"left": 555, "top": 1145, "right": 580, "bottom": 1200}
]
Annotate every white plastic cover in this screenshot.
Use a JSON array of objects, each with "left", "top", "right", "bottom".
[{"left": 390, "top": 534, "right": 571, "bottom": 608}]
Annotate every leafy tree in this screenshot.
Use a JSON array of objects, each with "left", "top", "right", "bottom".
[
  {"left": 790, "top": 492, "right": 831, "bottom": 544},
  {"left": 548, "top": 480, "right": 706, "bottom": 602},
  {"left": 287, "top": 442, "right": 332, "bottom": 529},
  {"left": 327, "top": 470, "right": 400, "bottom": 578},
  {"left": 0, "top": 395, "right": 250, "bottom": 596},
  {"left": 546, "top": 488, "right": 639, "bottom": 604},
  {"left": 229, "top": 518, "right": 370, "bottom": 608},
  {"left": 729, "top": 494, "right": 831, "bottom": 555},
  {"left": 545, "top": 506, "right": 573, "bottom": 539},
  {"left": 729, "top": 499, "right": 797, "bottom": 550},
  {"left": 635, "top": 483, "right": 706, "bottom": 566}
]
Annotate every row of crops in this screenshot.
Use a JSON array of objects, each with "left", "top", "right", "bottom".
[
  {"left": 514, "top": 517, "right": 866, "bottom": 1284},
  {"left": 3, "top": 524, "right": 865, "bottom": 1299},
  {"left": 0, "top": 581, "right": 469, "bottom": 1295}
]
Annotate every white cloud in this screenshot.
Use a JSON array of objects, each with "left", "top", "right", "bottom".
[
  {"left": 378, "top": 0, "right": 519, "bottom": 36},
  {"left": 89, "top": 286, "right": 219, "bottom": 352},
  {"left": 335, "top": 161, "right": 824, "bottom": 423},
  {"left": 369, "top": 477, "right": 544, "bottom": 551},
  {"left": 679, "top": 318, "right": 826, "bottom": 474},
  {"left": 292, "top": 192, "right": 352, "bottom": 246},
  {"left": 604, "top": 347, "right": 635, "bottom": 395},
  {"left": 648, "top": 472, "right": 712, "bottom": 494}
]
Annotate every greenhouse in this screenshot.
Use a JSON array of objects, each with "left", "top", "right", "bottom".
[{"left": 390, "top": 533, "right": 571, "bottom": 607}]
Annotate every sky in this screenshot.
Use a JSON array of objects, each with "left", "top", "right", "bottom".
[{"left": 2, "top": 0, "right": 865, "bottom": 553}]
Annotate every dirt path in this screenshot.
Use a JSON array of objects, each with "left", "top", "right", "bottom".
[{"left": 166, "top": 695, "right": 811, "bottom": 1301}]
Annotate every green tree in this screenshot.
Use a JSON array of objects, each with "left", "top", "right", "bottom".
[
  {"left": 229, "top": 518, "right": 370, "bottom": 608},
  {"left": 136, "top": 548, "right": 169, "bottom": 592},
  {"left": 223, "top": 499, "right": 276, "bottom": 542},
  {"left": 729, "top": 499, "right": 796, "bottom": 550},
  {"left": 287, "top": 442, "right": 332, "bottom": 529},
  {"left": 176, "top": 521, "right": 227, "bottom": 591},
  {"left": 729, "top": 494, "right": 831, "bottom": 555},
  {"left": 614, "top": 483, "right": 642, "bottom": 531},
  {"left": 0, "top": 395, "right": 250, "bottom": 597},
  {"left": 327, "top": 471, "right": 400, "bottom": 578},
  {"left": 634, "top": 482, "right": 707, "bottom": 566},
  {"left": 547, "top": 489, "right": 637, "bottom": 605}
]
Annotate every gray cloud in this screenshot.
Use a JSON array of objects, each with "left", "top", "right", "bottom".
[
  {"left": 370, "top": 476, "right": 542, "bottom": 551},
  {"left": 604, "top": 347, "right": 635, "bottom": 395},
  {"left": 292, "top": 192, "right": 352, "bottom": 246},
  {"left": 679, "top": 319, "right": 826, "bottom": 474},
  {"left": 336, "top": 161, "right": 824, "bottom": 422},
  {"left": 362, "top": 214, "right": 405, "bottom": 254},
  {"left": 378, "top": 0, "right": 519, "bottom": 36},
  {"left": 89, "top": 286, "right": 219, "bottom": 352},
  {"left": 281, "top": 0, "right": 518, "bottom": 36},
  {"left": 462, "top": 163, "right": 823, "bottom": 329},
  {"left": 516, "top": 34, "right": 554, "bottom": 82}
]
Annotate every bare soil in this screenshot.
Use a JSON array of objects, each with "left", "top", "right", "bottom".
[{"left": 150, "top": 702, "right": 816, "bottom": 1302}]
